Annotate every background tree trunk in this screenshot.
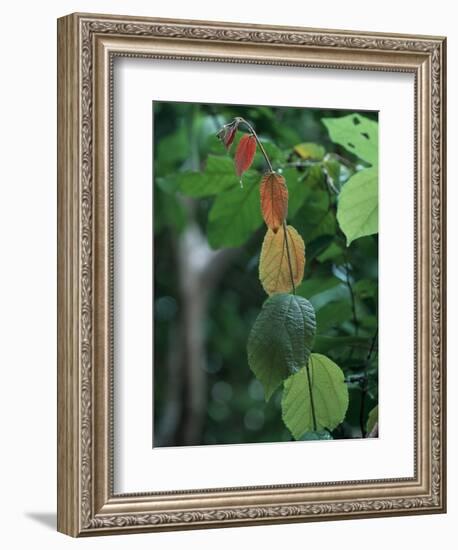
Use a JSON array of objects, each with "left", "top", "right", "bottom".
[{"left": 155, "top": 222, "right": 239, "bottom": 446}]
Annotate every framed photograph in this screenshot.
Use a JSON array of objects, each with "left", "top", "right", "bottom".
[{"left": 57, "top": 13, "right": 446, "bottom": 536}]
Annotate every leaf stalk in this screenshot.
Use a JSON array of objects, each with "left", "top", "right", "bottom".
[
  {"left": 305, "top": 358, "right": 317, "bottom": 432},
  {"left": 233, "top": 118, "right": 296, "bottom": 294}
]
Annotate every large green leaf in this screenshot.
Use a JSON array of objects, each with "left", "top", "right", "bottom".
[
  {"left": 207, "top": 171, "right": 262, "bottom": 248},
  {"left": 282, "top": 353, "right": 349, "bottom": 439},
  {"left": 247, "top": 294, "right": 316, "bottom": 401},
  {"left": 322, "top": 113, "right": 378, "bottom": 166},
  {"left": 178, "top": 155, "right": 251, "bottom": 197},
  {"left": 337, "top": 167, "right": 378, "bottom": 245}
]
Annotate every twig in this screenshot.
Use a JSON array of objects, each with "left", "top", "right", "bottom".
[
  {"left": 236, "top": 117, "right": 274, "bottom": 172},
  {"left": 331, "top": 152, "right": 355, "bottom": 170},
  {"left": 235, "top": 118, "right": 296, "bottom": 294}
]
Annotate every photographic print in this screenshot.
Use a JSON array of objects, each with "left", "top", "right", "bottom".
[{"left": 153, "top": 101, "right": 379, "bottom": 448}]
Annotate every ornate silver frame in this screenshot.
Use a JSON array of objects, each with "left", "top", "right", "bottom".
[{"left": 57, "top": 13, "right": 446, "bottom": 536}]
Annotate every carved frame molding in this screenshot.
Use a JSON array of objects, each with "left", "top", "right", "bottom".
[{"left": 57, "top": 13, "right": 446, "bottom": 536}]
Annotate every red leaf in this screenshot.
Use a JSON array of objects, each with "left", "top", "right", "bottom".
[
  {"left": 224, "top": 125, "right": 237, "bottom": 149},
  {"left": 235, "top": 134, "right": 257, "bottom": 178},
  {"left": 260, "top": 172, "right": 288, "bottom": 232},
  {"left": 217, "top": 123, "right": 238, "bottom": 150}
]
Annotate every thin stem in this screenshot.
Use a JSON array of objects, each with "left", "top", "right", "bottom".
[
  {"left": 345, "top": 262, "right": 359, "bottom": 337},
  {"left": 306, "top": 357, "right": 317, "bottom": 432},
  {"left": 283, "top": 160, "right": 320, "bottom": 168},
  {"left": 341, "top": 248, "right": 367, "bottom": 437},
  {"left": 359, "top": 384, "right": 367, "bottom": 438},
  {"left": 367, "top": 328, "right": 378, "bottom": 361},
  {"left": 236, "top": 117, "right": 274, "bottom": 172},
  {"left": 282, "top": 221, "right": 296, "bottom": 295}
]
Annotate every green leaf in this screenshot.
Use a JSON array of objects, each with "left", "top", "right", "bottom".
[
  {"left": 322, "top": 113, "right": 378, "bottom": 166},
  {"left": 206, "top": 134, "right": 227, "bottom": 155},
  {"left": 316, "top": 242, "right": 345, "bottom": 263},
  {"left": 156, "top": 174, "right": 180, "bottom": 194},
  {"left": 207, "top": 171, "right": 262, "bottom": 248},
  {"left": 154, "top": 187, "right": 186, "bottom": 234},
  {"left": 282, "top": 353, "right": 349, "bottom": 439},
  {"left": 283, "top": 168, "right": 312, "bottom": 217},
  {"left": 337, "top": 167, "right": 378, "bottom": 245},
  {"left": 306, "top": 235, "right": 334, "bottom": 263},
  {"left": 366, "top": 404, "right": 378, "bottom": 434},
  {"left": 247, "top": 294, "right": 316, "bottom": 401},
  {"left": 155, "top": 123, "right": 190, "bottom": 176},
  {"left": 259, "top": 140, "right": 287, "bottom": 164},
  {"left": 308, "top": 209, "right": 337, "bottom": 243},
  {"left": 354, "top": 278, "right": 378, "bottom": 300},
  {"left": 291, "top": 185, "right": 336, "bottom": 244},
  {"left": 313, "top": 335, "right": 370, "bottom": 354},
  {"left": 308, "top": 283, "right": 350, "bottom": 311},
  {"left": 316, "top": 300, "right": 353, "bottom": 333},
  {"left": 178, "top": 155, "right": 247, "bottom": 197},
  {"left": 296, "top": 276, "right": 341, "bottom": 300}
]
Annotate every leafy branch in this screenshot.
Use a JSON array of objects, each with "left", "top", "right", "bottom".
[{"left": 217, "top": 118, "right": 350, "bottom": 439}]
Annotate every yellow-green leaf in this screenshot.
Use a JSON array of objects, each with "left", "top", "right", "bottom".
[
  {"left": 259, "top": 225, "right": 305, "bottom": 295},
  {"left": 337, "top": 167, "right": 378, "bottom": 245},
  {"left": 322, "top": 114, "right": 378, "bottom": 166},
  {"left": 282, "top": 353, "right": 349, "bottom": 439},
  {"left": 293, "top": 142, "right": 325, "bottom": 161}
]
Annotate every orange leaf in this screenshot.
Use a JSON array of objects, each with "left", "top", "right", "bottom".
[
  {"left": 260, "top": 172, "right": 288, "bottom": 232},
  {"left": 235, "top": 134, "right": 257, "bottom": 178},
  {"left": 259, "top": 225, "right": 305, "bottom": 295}
]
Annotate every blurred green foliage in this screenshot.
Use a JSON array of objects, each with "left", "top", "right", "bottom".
[{"left": 153, "top": 101, "right": 378, "bottom": 446}]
